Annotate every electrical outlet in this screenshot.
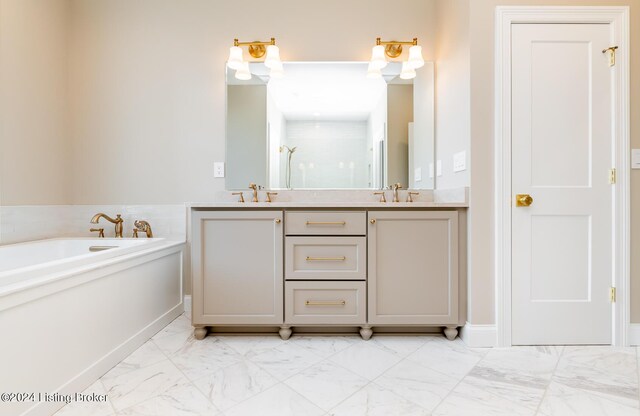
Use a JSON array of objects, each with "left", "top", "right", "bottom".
[
  {"left": 414, "top": 167, "right": 422, "bottom": 182},
  {"left": 453, "top": 151, "right": 466, "bottom": 172},
  {"left": 214, "top": 162, "right": 225, "bottom": 178},
  {"left": 632, "top": 149, "right": 640, "bottom": 169},
  {"left": 436, "top": 160, "right": 442, "bottom": 177},
  {"left": 429, "top": 163, "right": 434, "bottom": 179}
]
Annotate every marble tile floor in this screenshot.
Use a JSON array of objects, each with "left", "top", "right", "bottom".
[{"left": 55, "top": 314, "right": 640, "bottom": 416}]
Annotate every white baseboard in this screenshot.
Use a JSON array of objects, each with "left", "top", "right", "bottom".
[
  {"left": 460, "top": 322, "right": 497, "bottom": 348},
  {"left": 628, "top": 324, "right": 640, "bottom": 346},
  {"left": 183, "top": 295, "right": 192, "bottom": 319}
]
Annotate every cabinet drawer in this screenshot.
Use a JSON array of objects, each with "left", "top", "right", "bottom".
[
  {"left": 285, "top": 237, "right": 366, "bottom": 280},
  {"left": 285, "top": 211, "right": 366, "bottom": 235},
  {"left": 285, "top": 281, "right": 365, "bottom": 325}
]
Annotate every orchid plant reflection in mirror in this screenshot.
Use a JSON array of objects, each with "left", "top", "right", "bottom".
[{"left": 279, "top": 145, "right": 297, "bottom": 189}]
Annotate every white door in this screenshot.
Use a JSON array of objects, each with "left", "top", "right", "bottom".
[{"left": 511, "top": 24, "right": 614, "bottom": 345}]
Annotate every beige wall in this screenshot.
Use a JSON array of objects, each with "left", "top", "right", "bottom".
[
  {"left": 0, "top": 0, "right": 71, "bottom": 206},
  {"left": 434, "top": 0, "right": 471, "bottom": 190},
  {"left": 2, "top": 0, "right": 638, "bottom": 324},
  {"left": 68, "top": 0, "right": 436, "bottom": 205},
  {"left": 466, "top": 0, "right": 639, "bottom": 324}
]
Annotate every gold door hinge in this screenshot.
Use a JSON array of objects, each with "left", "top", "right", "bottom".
[
  {"left": 602, "top": 46, "right": 618, "bottom": 67},
  {"left": 609, "top": 168, "right": 617, "bottom": 184},
  {"left": 610, "top": 287, "right": 617, "bottom": 303}
]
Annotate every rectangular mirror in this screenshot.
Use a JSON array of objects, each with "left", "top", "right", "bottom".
[{"left": 226, "top": 61, "right": 434, "bottom": 190}]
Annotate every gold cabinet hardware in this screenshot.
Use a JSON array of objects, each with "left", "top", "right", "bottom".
[
  {"left": 515, "top": 194, "right": 533, "bottom": 207},
  {"left": 602, "top": 46, "right": 618, "bottom": 67},
  {"left": 305, "top": 256, "right": 346, "bottom": 261},
  {"left": 275, "top": 218, "right": 281, "bottom": 224},
  {"left": 609, "top": 168, "right": 617, "bottom": 184},
  {"left": 232, "top": 192, "right": 245, "bottom": 203},
  {"left": 370, "top": 219, "right": 376, "bottom": 224},
  {"left": 305, "top": 221, "right": 346, "bottom": 226},
  {"left": 305, "top": 300, "right": 346, "bottom": 306},
  {"left": 90, "top": 228, "right": 105, "bottom": 238},
  {"left": 407, "top": 191, "right": 420, "bottom": 203},
  {"left": 610, "top": 287, "right": 616, "bottom": 303},
  {"left": 374, "top": 192, "right": 387, "bottom": 202},
  {"left": 266, "top": 192, "right": 278, "bottom": 203}
]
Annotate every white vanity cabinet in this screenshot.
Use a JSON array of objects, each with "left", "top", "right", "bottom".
[
  {"left": 368, "top": 210, "right": 460, "bottom": 339},
  {"left": 190, "top": 205, "right": 466, "bottom": 341},
  {"left": 190, "top": 210, "right": 283, "bottom": 340}
]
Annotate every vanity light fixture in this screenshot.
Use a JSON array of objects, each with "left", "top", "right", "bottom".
[
  {"left": 399, "top": 61, "right": 416, "bottom": 80},
  {"left": 227, "top": 37, "right": 284, "bottom": 80},
  {"left": 369, "top": 37, "right": 425, "bottom": 79},
  {"left": 366, "top": 62, "right": 382, "bottom": 79}
]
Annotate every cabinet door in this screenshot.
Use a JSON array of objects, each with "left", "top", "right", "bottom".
[
  {"left": 191, "top": 210, "right": 283, "bottom": 325},
  {"left": 368, "top": 211, "right": 458, "bottom": 325}
]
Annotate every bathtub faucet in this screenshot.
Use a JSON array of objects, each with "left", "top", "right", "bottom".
[
  {"left": 90, "top": 213, "right": 124, "bottom": 238},
  {"left": 133, "top": 220, "right": 153, "bottom": 238}
]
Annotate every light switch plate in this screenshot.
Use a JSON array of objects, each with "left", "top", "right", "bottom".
[
  {"left": 214, "top": 162, "right": 225, "bottom": 178},
  {"left": 414, "top": 167, "right": 422, "bottom": 182},
  {"left": 429, "top": 163, "right": 434, "bottom": 179},
  {"left": 632, "top": 149, "right": 640, "bottom": 169},
  {"left": 453, "top": 151, "right": 466, "bottom": 172},
  {"left": 436, "top": 160, "right": 442, "bottom": 177}
]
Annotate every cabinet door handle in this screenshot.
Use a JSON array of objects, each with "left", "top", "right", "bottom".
[
  {"left": 305, "top": 256, "right": 346, "bottom": 261},
  {"left": 305, "top": 221, "right": 346, "bottom": 226},
  {"left": 370, "top": 219, "right": 376, "bottom": 224},
  {"left": 275, "top": 218, "right": 281, "bottom": 224},
  {"left": 305, "top": 300, "right": 346, "bottom": 306}
]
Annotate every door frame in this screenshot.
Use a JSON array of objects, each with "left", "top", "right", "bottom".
[{"left": 495, "top": 6, "right": 631, "bottom": 347}]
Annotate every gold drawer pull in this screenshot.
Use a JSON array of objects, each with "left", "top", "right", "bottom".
[
  {"left": 305, "top": 300, "right": 346, "bottom": 306},
  {"left": 306, "top": 256, "right": 346, "bottom": 261},
  {"left": 305, "top": 221, "right": 346, "bottom": 226}
]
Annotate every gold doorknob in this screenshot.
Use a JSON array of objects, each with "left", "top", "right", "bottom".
[
  {"left": 516, "top": 194, "right": 534, "bottom": 207},
  {"left": 275, "top": 218, "right": 281, "bottom": 224},
  {"left": 370, "top": 219, "right": 376, "bottom": 224}
]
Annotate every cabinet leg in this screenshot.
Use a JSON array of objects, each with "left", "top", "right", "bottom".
[
  {"left": 444, "top": 326, "right": 458, "bottom": 341},
  {"left": 359, "top": 326, "right": 373, "bottom": 340},
  {"left": 279, "top": 326, "right": 292, "bottom": 340},
  {"left": 194, "top": 326, "right": 208, "bottom": 340}
]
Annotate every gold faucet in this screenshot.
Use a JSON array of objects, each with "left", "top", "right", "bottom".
[
  {"left": 249, "top": 183, "right": 259, "bottom": 202},
  {"left": 90, "top": 228, "right": 105, "bottom": 238},
  {"left": 232, "top": 192, "right": 245, "bottom": 203},
  {"left": 133, "top": 220, "right": 153, "bottom": 238},
  {"left": 266, "top": 192, "right": 278, "bottom": 203},
  {"left": 407, "top": 191, "right": 420, "bottom": 203},
  {"left": 90, "top": 213, "right": 124, "bottom": 238},
  {"left": 374, "top": 192, "right": 387, "bottom": 203},
  {"left": 392, "top": 183, "right": 403, "bottom": 202}
]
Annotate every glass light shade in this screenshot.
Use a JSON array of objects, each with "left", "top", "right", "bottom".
[
  {"left": 270, "top": 65, "right": 284, "bottom": 79},
  {"left": 399, "top": 61, "right": 416, "bottom": 80},
  {"left": 408, "top": 45, "right": 425, "bottom": 69},
  {"left": 227, "top": 46, "right": 244, "bottom": 70},
  {"left": 264, "top": 45, "right": 281, "bottom": 69},
  {"left": 235, "top": 61, "right": 252, "bottom": 80},
  {"left": 369, "top": 45, "right": 387, "bottom": 69},
  {"left": 366, "top": 62, "right": 382, "bottom": 79}
]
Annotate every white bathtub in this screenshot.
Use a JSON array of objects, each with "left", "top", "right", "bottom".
[{"left": 0, "top": 238, "right": 184, "bottom": 416}]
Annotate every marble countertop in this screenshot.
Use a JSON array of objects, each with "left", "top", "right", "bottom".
[{"left": 189, "top": 188, "right": 469, "bottom": 208}]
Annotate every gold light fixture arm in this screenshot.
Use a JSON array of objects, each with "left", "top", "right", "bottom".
[
  {"left": 376, "top": 37, "right": 418, "bottom": 58},
  {"left": 234, "top": 37, "right": 276, "bottom": 58}
]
